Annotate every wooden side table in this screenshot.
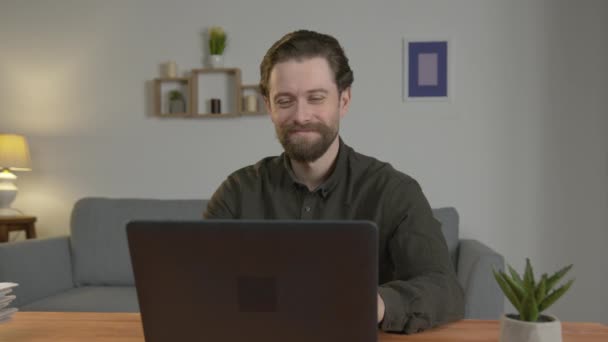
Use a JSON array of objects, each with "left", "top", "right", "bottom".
[{"left": 0, "top": 216, "right": 37, "bottom": 243}]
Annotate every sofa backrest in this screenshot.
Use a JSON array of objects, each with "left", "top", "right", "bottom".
[
  {"left": 69, "top": 197, "right": 460, "bottom": 286},
  {"left": 432, "top": 207, "right": 460, "bottom": 271},
  {"left": 70, "top": 198, "right": 206, "bottom": 286}
]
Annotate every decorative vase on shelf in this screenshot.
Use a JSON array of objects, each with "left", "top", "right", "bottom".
[
  {"left": 168, "top": 90, "right": 186, "bottom": 114},
  {"left": 209, "top": 54, "right": 224, "bottom": 68},
  {"left": 169, "top": 99, "right": 185, "bottom": 114}
]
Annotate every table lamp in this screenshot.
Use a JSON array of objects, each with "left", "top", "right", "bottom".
[{"left": 0, "top": 134, "right": 32, "bottom": 216}]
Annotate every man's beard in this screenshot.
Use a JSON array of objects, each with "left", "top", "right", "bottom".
[{"left": 276, "top": 120, "right": 338, "bottom": 163}]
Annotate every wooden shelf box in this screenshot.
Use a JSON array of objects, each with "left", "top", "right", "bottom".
[
  {"left": 239, "top": 84, "right": 266, "bottom": 116},
  {"left": 153, "top": 77, "right": 192, "bottom": 117},
  {"left": 191, "top": 68, "right": 241, "bottom": 117}
]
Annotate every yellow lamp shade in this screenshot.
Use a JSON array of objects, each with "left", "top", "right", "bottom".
[{"left": 0, "top": 134, "right": 32, "bottom": 171}]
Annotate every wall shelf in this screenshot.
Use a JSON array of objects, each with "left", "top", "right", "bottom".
[{"left": 153, "top": 67, "right": 267, "bottom": 119}]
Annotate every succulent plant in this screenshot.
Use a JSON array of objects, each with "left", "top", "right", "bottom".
[
  {"left": 169, "top": 90, "right": 183, "bottom": 101},
  {"left": 493, "top": 259, "right": 574, "bottom": 322},
  {"left": 208, "top": 26, "right": 227, "bottom": 55}
]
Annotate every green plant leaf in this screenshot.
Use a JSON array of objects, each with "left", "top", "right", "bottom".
[
  {"left": 508, "top": 264, "right": 525, "bottom": 287},
  {"left": 169, "top": 91, "right": 183, "bottom": 101},
  {"left": 520, "top": 293, "right": 530, "bottom": 321},
  {"left": 523, "top": 258, "right": 536, "bottom": 291},
  {"left": 209, "top": 39, "right": 216, "bottom": 54},
  {"left": 520, "top": 292, "right": 539, "bottom": 322},
  {"left": 502, "top": 271, "right": 526, "bottom": 302},
  {"left": 209, "top": 30, "right": 227, "bottom": 55},
  {"left": 546, "top": 264, "right": 573, "bottom": 291},
  {"left": 539, "top": 279, "right": 574, "bottom": 312},
  {"left": 535, "top": 274, "right": 547, "bottom": 304},
  {"left": 493, "top": 269, "right": 521, "bottom": 312},
  {"left": 217, "top": 36, "right": 226, "bottom": 54},
  {"left": 529, "top": 294, "right": 539, "bottom": 322}
]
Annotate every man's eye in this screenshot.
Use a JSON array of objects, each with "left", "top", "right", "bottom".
[
  {"left": 276, "top": 99, "right": 294, "bottom": 107},
  {"left": 309, "top": 97, "right": 325, "bottom": 103}
]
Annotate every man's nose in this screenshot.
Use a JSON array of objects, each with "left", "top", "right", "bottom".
[{"left": 292, "top": 100, "right": 313, "bottom": 124}]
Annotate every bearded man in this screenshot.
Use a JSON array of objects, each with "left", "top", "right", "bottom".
[{"left": 204, "top": 30, "right": 464, "bottom": 334}]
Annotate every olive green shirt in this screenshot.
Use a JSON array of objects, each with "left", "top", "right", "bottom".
[{"left": 203, "top": 138, "right": 464, "bottom": 334}]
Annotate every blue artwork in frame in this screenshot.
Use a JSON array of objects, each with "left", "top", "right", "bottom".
[{"left": 407, "top": 41, "right": 448, "bottom": 98}]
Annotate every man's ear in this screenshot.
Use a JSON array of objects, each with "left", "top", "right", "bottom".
[{"left": 339, "top": 87, "right": 351, "bottom": 118}]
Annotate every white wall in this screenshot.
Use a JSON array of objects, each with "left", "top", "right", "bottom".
[{"left": 1, "top": 0, "right": 606, "bottom": 323}]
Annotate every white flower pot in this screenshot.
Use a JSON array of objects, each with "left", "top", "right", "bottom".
[
  {"left": 499, "top": 314, "right": 562, "bottom": 342},
  {"left": 209, "top": 54, "right": 224, "bottom": 68}
]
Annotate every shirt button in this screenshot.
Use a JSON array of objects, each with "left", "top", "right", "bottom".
[{"left": 304, "top": 206, "right": 311, "bottom": 212}]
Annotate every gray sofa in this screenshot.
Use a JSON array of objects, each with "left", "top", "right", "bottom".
[{"left": 0, "top": 197, "right": 504, "bottom": 319}]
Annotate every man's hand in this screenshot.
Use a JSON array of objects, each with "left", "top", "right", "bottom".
[{"left": 377, "top": 293, "right": 385, "bottom": 323}]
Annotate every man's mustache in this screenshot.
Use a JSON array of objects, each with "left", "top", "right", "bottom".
[{"left": 284, "top": 122, "right": 324, "bottom": 133}]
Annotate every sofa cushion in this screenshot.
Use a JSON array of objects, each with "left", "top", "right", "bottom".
[
  {"left": 70, "top": 198, "right": 207, "bottom": 286},
  {"left": 70, "top": 198, "right": 458, "bottom": 286},
  {"left": 0, "top": 237, "right": 74, "bottom": 308},
  {"left": 432, "top": 207, "right": 459, "bottom": 271},
  {"left": 20, "top": 286, "right": 139, "bottom": 312}
]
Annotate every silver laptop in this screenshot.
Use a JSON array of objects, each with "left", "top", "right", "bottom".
[{"left": 127, "top": 220, "right": 378, "bottom": 342}]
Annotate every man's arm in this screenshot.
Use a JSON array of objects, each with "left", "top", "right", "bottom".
[
  {"left": 378, "top": 179, "right": 465, "bottom": 334},
  {"left": 203, "top": 175, "right": 240, "bottom": 219}
]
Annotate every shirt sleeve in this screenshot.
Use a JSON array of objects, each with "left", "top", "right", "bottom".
[
  {"left": 378, "top": 179, "right": 465, "bottom": 334},
  {"left": 203, "top": 175, "right": 240, "bottom": 219}
]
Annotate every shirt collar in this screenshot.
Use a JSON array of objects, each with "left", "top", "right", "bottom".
[{"left": 282, "top": 137, "right": 349, "bottom": 198}]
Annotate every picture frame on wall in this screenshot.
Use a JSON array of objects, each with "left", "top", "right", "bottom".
[{"left": 402, "top": 39, "right": 450, "bottom": 102}]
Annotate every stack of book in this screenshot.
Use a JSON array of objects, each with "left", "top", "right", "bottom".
[{"left": 0, "top": 283, "right": 18, "bottom": 323}]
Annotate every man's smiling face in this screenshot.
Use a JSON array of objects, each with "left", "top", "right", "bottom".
[{"left": 266, "top": 56, "right": 350, "bottom": 163}]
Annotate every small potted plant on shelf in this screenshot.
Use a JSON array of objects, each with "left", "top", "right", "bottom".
[
  {"left": 493, "top": 259, "right": 574, "bottom": 342},
  {"left": 168, "top": 90, "right": 186, "bottom": 114},
  {"left": 208, "top": 26, "right": 227, "bottom": 68}
]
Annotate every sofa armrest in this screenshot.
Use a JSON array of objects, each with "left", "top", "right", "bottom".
[
  {"left": 0, "top": 236, "right": 74, "bottom": 307},
  {"left": 457, "top": 239, "right": 505, "bottom": 319}
]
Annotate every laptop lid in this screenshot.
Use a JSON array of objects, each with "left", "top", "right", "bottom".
[{"left": 127, "top": 220, "right": 378, "bottom": 342}]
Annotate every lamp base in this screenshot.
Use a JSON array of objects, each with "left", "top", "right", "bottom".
[{"left": 0, "top": 169, "right": 20, "bottom": 216}]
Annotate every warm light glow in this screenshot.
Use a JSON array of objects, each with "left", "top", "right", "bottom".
[
  {"left": 0, "top": 134, "right": 32, "bottom": 171},
  {"left": 4, "top": 61, "right": 85, "bottom": 135}
]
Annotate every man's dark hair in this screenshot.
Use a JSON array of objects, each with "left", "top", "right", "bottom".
[{"left": 259, "top": 30, "right": 354, "bottom": 99}]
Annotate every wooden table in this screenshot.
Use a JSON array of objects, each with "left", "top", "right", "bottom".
[
  {"left": 0, "top": 216, "right": 36, "bottom": 243},
  {"left": 0, "top": 312, "right": 607, "bottom": 341}
]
